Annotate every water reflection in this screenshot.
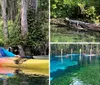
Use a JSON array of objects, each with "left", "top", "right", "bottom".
[
  {"left": 51, "top": 54, "right": 100, "bottom": 80},
  {"left": 0, "top": 67, "right": 49, "bottom": 85}
]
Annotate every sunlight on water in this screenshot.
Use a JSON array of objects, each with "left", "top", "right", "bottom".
[{"left": 70, "top": 77, "right": 84, "bottom": 85}]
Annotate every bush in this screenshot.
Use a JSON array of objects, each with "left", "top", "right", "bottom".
[
  {"left": 0, "top": 39, "right": 4, "bottom": 46},
  {"left": 51, "top": 0, "right": 100, "bottom": 23},
  {"left": 8, "top": 7, "right": 48, "bottom": 55}
]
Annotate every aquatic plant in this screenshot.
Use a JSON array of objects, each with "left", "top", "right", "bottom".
[
  {"left": 51, "top": 59, "right": 100, "bottom": 85},
  {"left": 0, "top": 74, "right": 48, "bottom": 85},
  {"left": 77, "top": 61, "right": 100, "bottom": 85}
]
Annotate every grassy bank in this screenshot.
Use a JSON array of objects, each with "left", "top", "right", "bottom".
[
  {"left": 51, "top": 24, "right": 100, "bottom": 42},
  {"left": 51, "top": 33, "right": 97, "bottom": 42}
]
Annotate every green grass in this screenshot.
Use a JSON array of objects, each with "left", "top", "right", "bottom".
[
  {"left": 51, "top": 33, "right": 96, "bottom": 42},
  {"left": 50, "top": 24, "right": 100, "bottom": 42}
]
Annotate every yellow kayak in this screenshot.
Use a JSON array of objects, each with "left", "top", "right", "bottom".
[{"left": 0, "top": 58, "right": 49, "bottom": 69}]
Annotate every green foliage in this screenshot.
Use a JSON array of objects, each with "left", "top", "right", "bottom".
[
  {"left": 26, "top": 8, "right": 47, "bottom": 50},
  {"left": 8, "top": 14, "right": 22, "bottom": 46},
  {"left": 51, "top": 0, "right": 81, "bottom": 18},
  {"left": 39, "top": 0, "right": 49, "bottom": 10},
  {"left": 7, "top": 1, "right": 49, "bottom": 55},
  {"left": 0, "top": 39, "right": 4, "bottom": 46},
  {"left": 51, "top": 0, "right": 100, "bottom": 22},
  {"left": 85, "top": 6, "right": 96, "bottom": 22},
  {"left": 78, "top": 3, "right": 97, "bottom": 22},
  {"left": 0, "top": 18, "right": 4, "bottom": 46}
]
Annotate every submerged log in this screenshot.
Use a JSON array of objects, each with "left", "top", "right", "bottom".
[{"left": 65, "top": 18, "right": 100, "bottom": 32}]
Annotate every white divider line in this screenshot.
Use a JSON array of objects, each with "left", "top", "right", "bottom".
[
  {"left": 49, "top": 0, "right": 50, "bottom": 84},
  {"left": 50, "top": 42, "right": 100, "bottom": 44}
]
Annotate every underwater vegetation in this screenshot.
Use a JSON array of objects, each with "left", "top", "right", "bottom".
[
  {"left": 0, "top": 73, "right": 48, "bottom": 85},
  {"left": 51, "top": 60, "right": 100, "bottom": 85},
  {"left": 77, "top": 61, "right": 100, "bottom": 85}
]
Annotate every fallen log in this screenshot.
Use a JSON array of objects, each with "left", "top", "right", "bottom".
[
  {"left": 51, "top": 18, "right": 67, "bottom": 27},
  {"left": 65, "top": 18, "right": 100, "bottom": 32}
]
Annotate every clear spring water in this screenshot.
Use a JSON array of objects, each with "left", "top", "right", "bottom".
[{"left": 50, "top": 54, "right": 100, "bottom": 85}]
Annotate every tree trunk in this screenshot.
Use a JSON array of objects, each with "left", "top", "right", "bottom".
[
  {"left": 18, "top": 45, "right": 25, "bottom": 57},
  {"left": 21, "top": 0, "right": 28, "bottom": 37},
  {"left": 1, "top": 0, "right": 8, "bottom": 40}
]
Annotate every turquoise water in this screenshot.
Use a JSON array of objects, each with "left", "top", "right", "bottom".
[{"left": 50, "top": 54, "right": 100, "bottom": 85}]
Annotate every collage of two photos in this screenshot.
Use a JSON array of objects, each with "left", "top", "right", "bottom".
[{"left": 0, "top": 0, "right": 100, "bottom": 85}]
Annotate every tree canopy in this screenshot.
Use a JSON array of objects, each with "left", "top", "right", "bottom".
[
  {"left": 51, "top": 0, "right": 100, "bottom": 23},
  {"left": 0, "top": 0, "right": 49, "bottom": 55}
]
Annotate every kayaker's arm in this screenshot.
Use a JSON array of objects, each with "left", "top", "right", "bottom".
[{"left": 2, "top": 48, "right": 16, "bottom": 57}]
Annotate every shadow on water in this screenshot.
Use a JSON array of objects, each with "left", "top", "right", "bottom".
[
  {"left": 50, "top": 54, "right": 100, "bottom": 85},
  {"left": 0, "top": 68, "right": 49, "bottom": 85}
]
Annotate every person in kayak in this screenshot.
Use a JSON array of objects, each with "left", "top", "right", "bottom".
[
  {"left": 0, "top": 47, "right": 22, "bottom": 64},
  {"left": 8, "top": 46, "right": 27, "bottom": 64}
]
